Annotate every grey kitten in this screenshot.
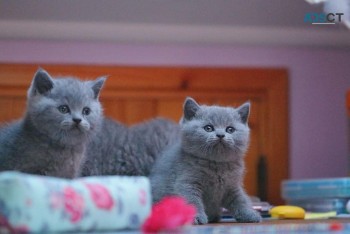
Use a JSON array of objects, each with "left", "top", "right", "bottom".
[
  {"left": 0, "top": 69, "right": 105, "bottom": 178},
  {"left": 80, "top": 117, "right": 181, "bottom": 176},
  {"left": 150, "top": 97, "right": 261, "bottom": 224}
]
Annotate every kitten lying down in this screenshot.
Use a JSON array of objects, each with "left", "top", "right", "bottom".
[
  {"left": 0, "top": 68, "right": 180, "bottom": 179},
  {"left": 150, "top": 97, "right": 261, "bottom": 224},
  {"left": 80, "top": 116, "right": 181, "bottom": 177}
]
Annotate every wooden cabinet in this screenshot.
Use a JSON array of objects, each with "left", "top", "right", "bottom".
[{"left": 0, "top": 64, "right": 288, "bottom": 205}]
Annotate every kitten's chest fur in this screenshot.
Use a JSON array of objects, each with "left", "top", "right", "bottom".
[
  {"left": 29, "top": 138, "right": 85, "bottom": 178},
  {"left": 0, "top": 120, "right": 86, "bottom": 178},
  {"left": 184, "top": 154, "right": 244, "bottom": 200}
]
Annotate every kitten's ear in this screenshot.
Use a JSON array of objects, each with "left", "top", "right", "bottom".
[
  {"left": 91, "top": 76, "right": 107, "bottom": 99},
  {"left": 29, "top": 68, "right": 54, "bottom": 96},
  {"left": 183, "top": 97, "right": 200, "bottom": 120},
  {"left": 237, "top": 102, "right": 250, "bottom": 124}
]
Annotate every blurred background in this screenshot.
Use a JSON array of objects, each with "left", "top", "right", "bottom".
[{"left": 0, "top": 0, "right": 349, "bottom": 204}]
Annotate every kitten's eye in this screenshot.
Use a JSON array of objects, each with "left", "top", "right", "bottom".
[
  {"left": 204, "top": 125, "right": 214, "bottom": 132},
  {"left": 82, "top": 107, "right": 91, "bottom": 116},
  {"left": 58, "top": 105, "right": 70, "bottom": 114},
  {"left": 226, "top": 126, "right": 236, "bottom": 134}
]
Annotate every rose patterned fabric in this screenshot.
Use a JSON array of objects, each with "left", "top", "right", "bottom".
[{"left": 0, "top": 171, "right": 151, "bottom": 233}]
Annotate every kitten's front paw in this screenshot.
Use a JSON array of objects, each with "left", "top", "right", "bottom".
[
  {"left": 193, "top": 213, "right": 208, "bottom": 225},
  {"left": 234, "top": 208, "right": 262, "bottom": 223}
]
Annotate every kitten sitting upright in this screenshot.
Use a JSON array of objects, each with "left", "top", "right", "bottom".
[
  {"left": 150, "top": 97, "right": 261, "bottom": 224},
  {"left": 0, "top": 69, "right": 105, "bottom": 178}
]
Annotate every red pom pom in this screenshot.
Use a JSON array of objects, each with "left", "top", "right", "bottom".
[
  {"left": 142, "top": 196, "right": 196, "bottom": 233},
  {"left": 329, "top": 222, "right": 343, "bottom": 231}
]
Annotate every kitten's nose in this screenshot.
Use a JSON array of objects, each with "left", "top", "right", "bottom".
[
  {"left": 73, "top": 118, "right": 82, "bottom": 124},
  {"left": 216, "top": 134, "right": 225, "bottom": 139}
]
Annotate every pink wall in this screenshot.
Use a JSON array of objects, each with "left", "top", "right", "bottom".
[{"left": 0, "top": 40, "right": 349, "bottom": 179}]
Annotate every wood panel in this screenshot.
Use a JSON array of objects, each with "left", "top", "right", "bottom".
[
  {"left": 347, "top": 90, "right": 350, "bottom": 117},
  {"left": 0, "top": 64, "right": 288, "bottom": 205},
  {"left": 347, "top": 91, "right": 350, "bottom": 178}
]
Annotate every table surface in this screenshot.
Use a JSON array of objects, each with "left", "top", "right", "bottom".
[
  {"left": 118, "top": 218, "right": 350, "bottom": 234},
  {"left": 196, "top": 218, "right": 350, "bottom": 232}
]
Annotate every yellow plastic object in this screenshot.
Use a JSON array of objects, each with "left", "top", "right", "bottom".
[
  {"left": 305, "top": 211, "right": 337, "bottom": 219},
  {"left": 269, "top": 205, "right": 305, "bottom": 219}
]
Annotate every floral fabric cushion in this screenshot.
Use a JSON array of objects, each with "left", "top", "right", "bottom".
[{"left": 0, "top": 171, "right": 151, "bottom": 233}]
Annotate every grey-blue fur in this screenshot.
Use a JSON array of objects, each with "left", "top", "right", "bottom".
[
  {"left": 150, "top": 97, "right": 261, "bottom": 224},
  {"left": 0, "top": 68, "right": 105, "bottom": 178},
  {"left": 80, "top": 117, "right": 181, "bottom": 176}
]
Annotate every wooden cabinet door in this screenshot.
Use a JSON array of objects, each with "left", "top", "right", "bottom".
[{"left": 0, "top": 64, "right": 288, "bottom": 205}]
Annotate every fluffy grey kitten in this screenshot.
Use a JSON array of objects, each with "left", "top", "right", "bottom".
[
  {"left": 150, "top": 97, "right": 261, "bottom": 224},
  {"left": 80, "top": 117, "right": 181, "bottom": 177},
  {"left": 0, "top": 69, "right": 105, "bottom": 178}
]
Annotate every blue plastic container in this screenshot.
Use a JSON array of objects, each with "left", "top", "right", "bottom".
[
  {"left": 282, "top": 177, "right": 350, "bottom": 213},
  {"left": 282, "top": 177, "right": 350, "bottom": 200}
]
